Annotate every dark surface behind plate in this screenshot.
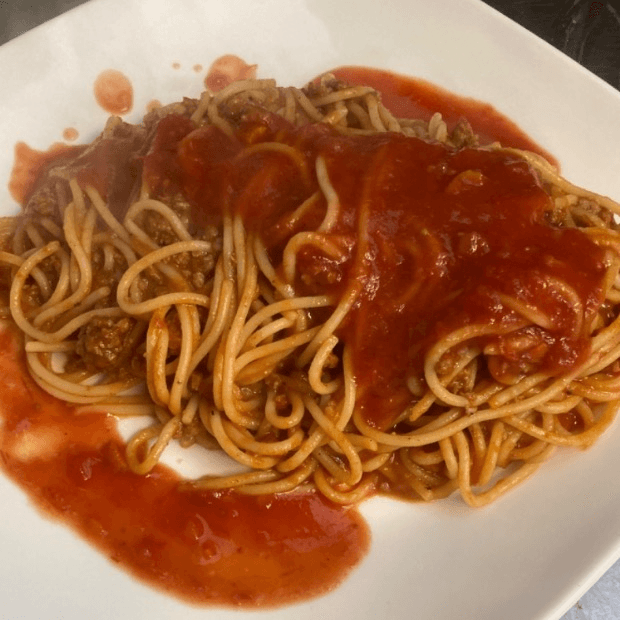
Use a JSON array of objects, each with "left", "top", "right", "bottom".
[
  {"left": 487, "top": 0, "right": 620, "bottom": 91},
  {"left": 0, "top": 0, "right": 619, "bottom": 618}
]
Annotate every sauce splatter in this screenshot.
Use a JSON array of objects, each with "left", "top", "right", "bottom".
[
  {"left": 94, "top": 69, "right": 133, "bottom": 115},
  {"left": 205, "top": 55, "right": 257, "bottom": 92},
  {"left": 193, "top": 64, "right": 203, "bottom": 73},
  {"left": 172, "top": 62, "right": 181, "bottom": 70},
  {"left": 0, "top": 326, "right": 369, "bottom": 608},
  {"left": 63, "top": 127, "right": 79, "bottom": 141}
]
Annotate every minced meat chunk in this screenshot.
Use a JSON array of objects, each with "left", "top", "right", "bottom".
[
  {"left": 449, "top": 118, "right": 479, "bottom": 149},
  {"left": 76, "top": 316, "right": 137, "bottom": 370}
]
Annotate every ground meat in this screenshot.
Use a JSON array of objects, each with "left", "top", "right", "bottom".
[
  {"left": 169, "top": 193, "right": 192, "bottom": 226},
  {"left": 449, "top": 119, "right": 479, "bottom": 149},
  {"left": 218, "top": 89, "right": 287, "bottom": 126},
  {"left": 302, "top": 75, "right": 343, "bottom": 100},
  {"left": 164, "top": 247, "right": 218, "bottom": 294},
  {"left": 76, "top": 316, "right": 137, "bottom": 371},
  {"left": 91, "top": 250, "right": 121, "bottom": 287},
  {"left": 140, "top": 210, "right": 183, "bottom": 247},
  {"left": 135, "top": 203, "right": 221, "bottom": 294},
  {"left": 543, "top": 206, "right": 567, "bottom": 227},
  {"left": 576, "top": 197, "right": 617, "bottom": 228}
]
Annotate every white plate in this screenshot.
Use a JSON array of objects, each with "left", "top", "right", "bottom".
[{"left": 1, "top": 1, "right": 620, "bottom": 619}]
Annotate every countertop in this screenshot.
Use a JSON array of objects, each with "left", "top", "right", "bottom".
[{"left": 1, "top": 1, "right": 619, "bottom": 619}]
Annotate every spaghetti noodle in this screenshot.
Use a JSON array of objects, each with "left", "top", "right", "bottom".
[{"left": 2, "top": 72, "right": 620, "bottom": 507}]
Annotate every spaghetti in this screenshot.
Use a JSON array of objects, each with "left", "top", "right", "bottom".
[{"left": 2, "top": 72, "right": 620, "bottom": 507}]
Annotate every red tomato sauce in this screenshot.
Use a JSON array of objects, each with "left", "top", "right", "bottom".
[{"left": 0, "top": 327, "right": 369, "bottom": 608}]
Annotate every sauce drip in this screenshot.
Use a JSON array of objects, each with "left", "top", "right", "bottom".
[
  {"left": 62, "top": 127, "right": 79, "bottom": 141},
  {"left": 94, "top": 69, "right": 133, "bottom": 115},
  {"left": 0, "top": 328, "right": 369, "bottom": 608}
]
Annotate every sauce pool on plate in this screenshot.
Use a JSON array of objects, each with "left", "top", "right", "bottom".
[{"left": 205, "top": 55, "right": 257, "bottom": 92}]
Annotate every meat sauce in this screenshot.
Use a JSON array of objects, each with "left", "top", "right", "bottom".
[{"left": 2, "top": 66, "right": 605, "bottom": 607}]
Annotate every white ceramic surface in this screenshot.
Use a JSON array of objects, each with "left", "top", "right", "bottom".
[{"left": 1, "top": 1, "right": 620, "bottom": 618}]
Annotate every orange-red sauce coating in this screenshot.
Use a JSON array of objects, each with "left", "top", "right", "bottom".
[{"left": 0, "top": 327, "right": 369, "bottom": 607}]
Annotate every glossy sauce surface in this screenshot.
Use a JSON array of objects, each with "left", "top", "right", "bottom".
[{"left": 0, "top": 327, "right": 369, "bottom": 607}]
